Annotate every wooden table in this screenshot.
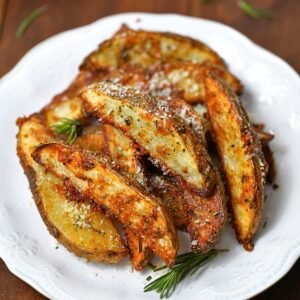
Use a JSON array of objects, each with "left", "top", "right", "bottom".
[{"left": 0, "top": 0, "right": 299, "bottom": 299}]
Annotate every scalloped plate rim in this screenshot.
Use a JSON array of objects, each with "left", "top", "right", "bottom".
[{"left": 0, "top": 12, "right": 300, "bottom": 300}]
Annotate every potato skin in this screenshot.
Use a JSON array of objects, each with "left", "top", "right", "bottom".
[
  {"left": 17, "top": 115, "right": 128, "bottom": 263},
  {"left": 80, "top": 25, "right": 226, "bottom": 71},
  {"left": 99, "top": 62, "right": 242, "bottom": 104},
  {"left": 33, "top": 142, "right": 178, "bottom": 269},
  {"left": 80, "top": 82, "right": 216, "bottom": 196},
  {"left": 205, "top": 74, "right": 266, "bottom": 251},
  {"left": 103, "top": 124, "right": 153, "bottom": 270},
  {"left": 103, "top": 95, "right": 226, "bottom": 252}
]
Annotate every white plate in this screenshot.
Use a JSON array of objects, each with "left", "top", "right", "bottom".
[{"left": 0, "top": 13, "right": 300, "bottom": 300}]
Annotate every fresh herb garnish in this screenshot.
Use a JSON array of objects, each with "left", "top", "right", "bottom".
[
  {"left": 16, "top": 6, "right": 48, "bottom": 38},
  {"left": 144, "top": 249, "right": 224, "bottom": 299},
  {"left": 237, "top": 1, "right": 273, "bottom": 19},
  {"left": 51, "top": 118, "right": 82, "bottom": 144}
]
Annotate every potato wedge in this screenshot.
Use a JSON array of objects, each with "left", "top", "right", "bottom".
[
  {"left": 103, "top": 124, "right": 147, "bottom": 187},
  {"left": 101, "top": 62, "right": 242, "bottom": 103},
  {"left": 104, "top": 124, "right": 188, "bottom": 230},
  {"left": 42, "top": 76, "right": 154, "bottom": 270},
  {"left": 80, "top": 25, "right": 226, "bottom": 71},
  {"left": 204, "top": 74, "right": 266, "bottom": 250},
  {"left": 103, "top": 124, "right": 152, "bottom": 269},
  {"left": 124, "top": 228, "right": 152, "bottom": 271},
  {"left": 16, "top": 115, "right": 128, "bottom": 263},
  {"left": 42, "top": 70, "right": 103, "bottom": 126},
  {"left": 32, "top": 142, "right": 178, "bottom": 268},
  {"left": 149, "top": 175, "right": 187, "bottom": 230},
  {"left": 154, "top": 62, "right": 243, "bottom": 103},
  {"left": 147, "top": 62, "right": 242, "bottom": 102},
  {"left": 103, "top": 96, "right": 226, "bottom": 251},
  {"left": 183, "top": 173, "right": 226, "bottom": 252},
  {"left": 80, "top": 82, "right": 215, "bottom": 196}
]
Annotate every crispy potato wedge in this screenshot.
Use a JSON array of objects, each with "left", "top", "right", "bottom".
[
  {"left": 204, "top": 74, "right": 266, "bottom": 250},
  {"left": 80, "top": 82, "right": 215, "bottom": 196},
  {"left": 152, "top": 98, "right": 226, "bottom": 250},
  {"left": 194, "top": 104, "right": 275, "bottom": 182},
  {"left": 103, "top": 96, "right": 226, "bottom": 251},
  {"left": 149, "top": 175, "right": 187, "bottom": 230},
  {"left": 102, "top": 62, "right": 242, "bottom": 103},
  {"left": 32, "top": 142, "right": 178, "bottom": 269},
  {"left": 103, "top": 124, "right": 152, "bottom": 269},
  {"left": 16, "top": 115, "right": 127, "bottom": 263},
  {"left": 124, "top": 227, "right": 152, "bottom": 271},
  {"left": 183, "top": 172, "right": 226, "bottom": 252},
  {"left": 42, "top": 75, "right": 154, "bottom": 269},
  {"left": 163, "top": 98, "right": 227, "bottom": 250},
  {"left": 104, "top": 124, "right": 187, "bottom": 230},
  {"left": 103, "top": 124, "right": 147, "bottom": 187},
  {"left": 42, "top": 70, "right": 103, "bottom": 126},
  {"left": 155, "top": 62, "right": 243, "bottom": 101},
  {"left": 80, "top": 25, "right": 226, "bottom": 71}
]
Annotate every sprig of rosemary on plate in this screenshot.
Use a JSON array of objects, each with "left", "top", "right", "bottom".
[
  {"left": 16, "top": 6, "right": 48, "bottom": 38},
  {"left": 51, "top": 118, "right": 82, "bottom": 144},
  {"left": 144, "top": 249, "right": 224, "bottom": 299},
  {"left": 237, "top": 1, "right": 273, "bottom": 19}
]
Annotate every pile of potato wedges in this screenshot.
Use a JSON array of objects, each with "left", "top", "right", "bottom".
[{"left": 17, "top": 25, "right": 275, "bottom": 271}]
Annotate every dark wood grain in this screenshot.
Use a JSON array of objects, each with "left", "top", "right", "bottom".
[{"left": 1, "top": 0, "right": 299, "bottom": 299}]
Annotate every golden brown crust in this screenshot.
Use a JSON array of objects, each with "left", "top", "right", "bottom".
[
  {"left": 102, "top": 94, "right": 226, "bottom": 251},
  {"left": 103, "top": 124, "right": 153, "bottom": 269},
  {"left": 124, "top": 228, "right": 153, "bottom": 271},
  {"left": 104, "top": 123, "right": 188, "bottom": 230},
  {"left": 96, "top": 62, "right": 242, "bottom": 103},
  {"left": 80, "top": 82, "right": 216, "bottom": 196},
  {"left": 204, "top": 74, "right": 266, "bottom": 251},
  {"left": 184, "top": 172, "right": 227, "bottom": 252},
  {"left": 17, "top": 115, "right": 128, "bottom": 263},
  {"left": 32, "top": 142, "right": 178, "bottom": 268},
  {"left": 149, "top": 175, "right": 187, "bottom": 230},
  {"left": 80, "top": 25, "right": 226, "bottom": 71}
]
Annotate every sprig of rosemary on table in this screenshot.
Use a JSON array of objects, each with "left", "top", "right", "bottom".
[
  {"left": 237, "top": 1, "right": 274, "bottom": 19},
  {"left": 51, "top": 118, "right": 82, "bottom": 144},
  {"left": 144, "top": 249, "right": 224, "bottom": 299},
  {"left": 16, "top": 6, "right": 48, "bottom": 38}
]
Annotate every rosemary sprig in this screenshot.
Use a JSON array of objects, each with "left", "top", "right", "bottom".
[
  {"left": 16, "top": 6, "right": 48, "bottom": 38},
  {"left": 144, "top": 249, "right": 222, "bottom": 299},
  {"left": 238, "top": 1, "right": 274, "bottom": 19},
  {"left": 51, "top": 118, "right": 82, "bottom": 144}
]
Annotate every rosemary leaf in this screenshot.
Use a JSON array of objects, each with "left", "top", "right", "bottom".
[
  {"left": 238, "top": 1, "right": 274, "bottom": 19},
  {"left": 144, "top": 249, "right": 221, "bottom": 299},
  {"left": 51, "top": 118, "right": 82, "bottom": 145},
  {"left": 16, "top": 6, "right": 48, "bottom": 38}
]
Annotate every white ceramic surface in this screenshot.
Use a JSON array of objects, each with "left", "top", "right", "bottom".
[{"left": 0, "top": 13, "right": 300, "bottom": 300}]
